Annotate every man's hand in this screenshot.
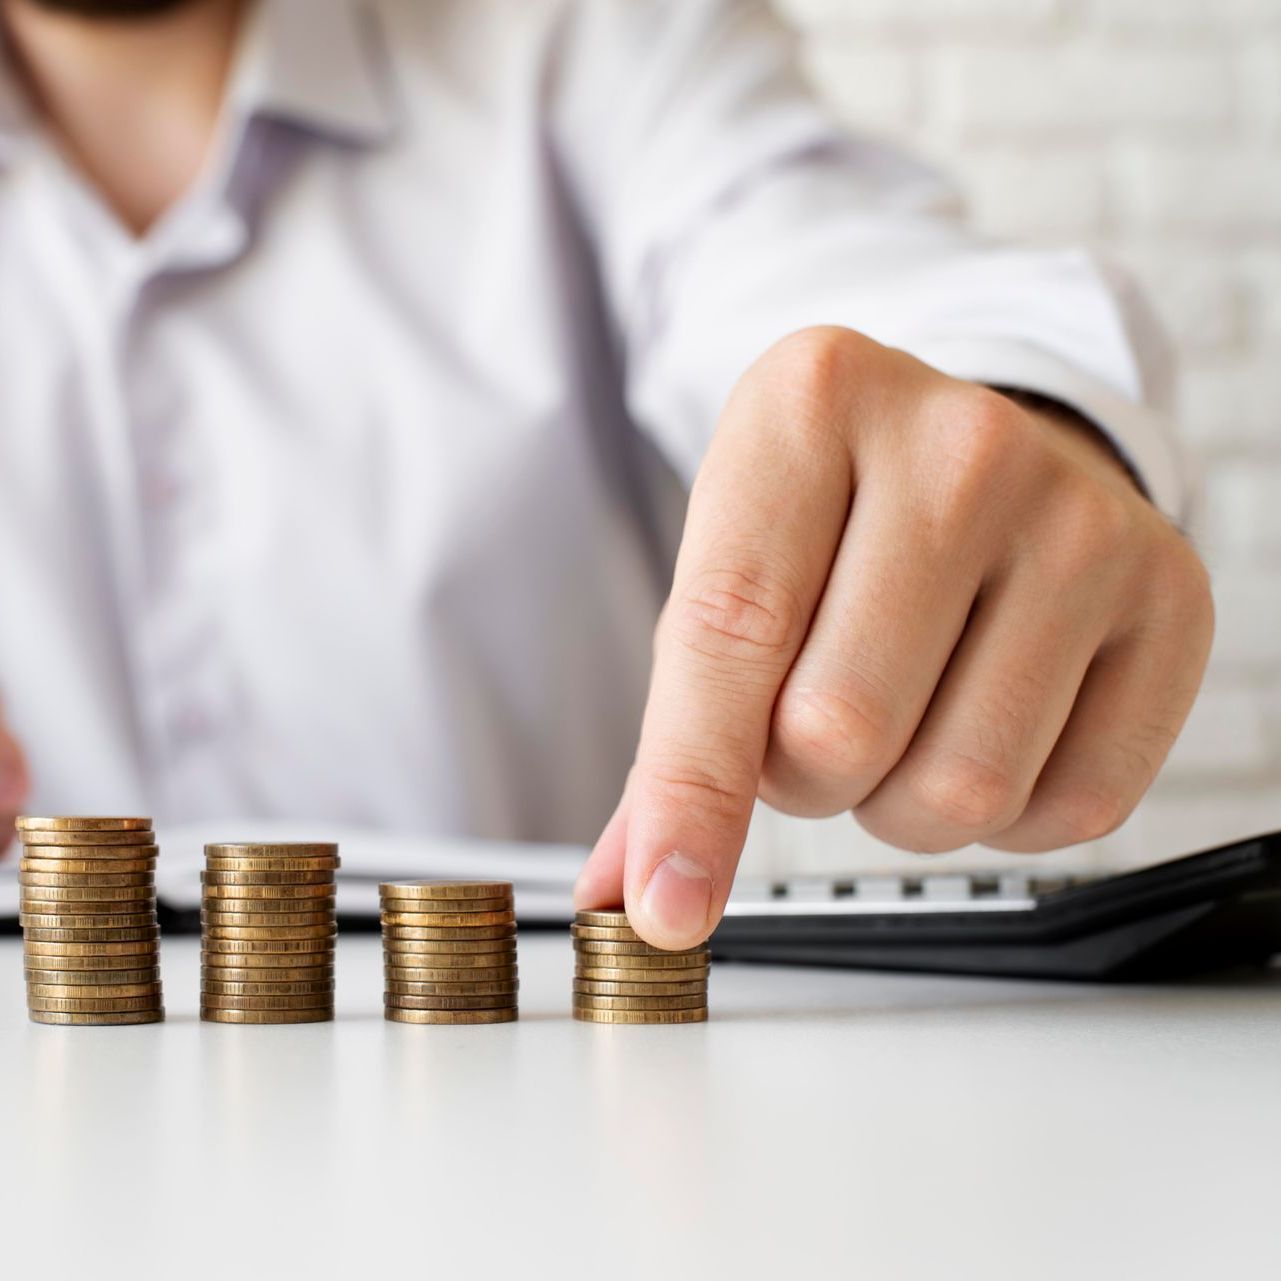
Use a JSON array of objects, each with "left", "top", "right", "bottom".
[
  {"left": 0, "top": 701, "right": 31, "bottom": 858},
  {"left": 575, "top": 327, "right": 1213, "bottom": 949}
]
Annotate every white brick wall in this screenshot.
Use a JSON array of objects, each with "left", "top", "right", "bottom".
[{"left": 743, "top": 0, "right": 1281, "bottom": 881}]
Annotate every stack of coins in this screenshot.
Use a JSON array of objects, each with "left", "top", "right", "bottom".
[
  {"left": 381, "top": 881, "right": 518, "bottom": 1024},
  {"left": 200, "top": 842, "right": 339, "bottom": 1025},
  {"left": 17, "top": 816, "right": 164, "bottom": 1026},
  {"left": 572, "top": 911, "right": 709, "bottom": 1024}
]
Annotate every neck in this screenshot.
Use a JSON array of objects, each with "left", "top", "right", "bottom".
[{"left": 3, "top": 0, "right": 246, "bottom": 234}]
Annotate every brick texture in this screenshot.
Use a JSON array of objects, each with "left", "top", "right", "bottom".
[{"left": 739, "top": 0, "right": 1281, "bottom": 881}]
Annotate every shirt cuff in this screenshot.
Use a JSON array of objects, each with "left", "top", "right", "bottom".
[{"left": 905, "top": 337, "right": 1192, "bottom": 530}]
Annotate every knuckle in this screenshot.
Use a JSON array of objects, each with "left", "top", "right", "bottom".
[
  {"left": 1041, "top": 781, "right": 1136, "bottom": 846},
  {"left": 669, "top": 566, "right": 804, "bottom": 665},
  {"left": 924, "top": 388, "right": 1029, "bottom": 523},
  {"left": 756, "top": 325, "right": 865, "bottom": 407},
  {"left": 1042, "top": 484, "right": 1137, "bottom": 581},
  {"left": 771, "top": 681, "right": 900, "bottom": 787},
  {"left": 908, "top": 749, "right": 1023, "bottom": 835},
  {"left": 645, "top": 755, "right": 750, "bottom": 824}
]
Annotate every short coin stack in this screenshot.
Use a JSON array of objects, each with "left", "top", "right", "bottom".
[
  {"left": 17, "top": 816, "right": 164, "bottom": 1026},
  {"left": 381, "top": 881, "right": 518, "bottom": 1024},
  {"left": 201, "top": 842, "right": 339, "bottom": 1025},
  {"left": 572, "top": 910, "right": 709, "bottom": 1024}
]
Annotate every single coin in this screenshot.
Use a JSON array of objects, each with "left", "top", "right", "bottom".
[
  {"left": 381, "top": 924, "right": 516, "bottom": 942},
  {"left": 21, "top": 909, "right": 158, "bottom": 927},
  {"left": 201, "top": 1007, "right": 333, "bottom": 1024},
  {"left": 385, "top": 993, "right": 517, "bottom": 1011},
  {"left": 19, "top": 870, "right": 154, "bottom": 888},
  {"left": 202, "top": 912, "right": 334, "bottom": 930},
  {"left": 378, "top": 896, "right": 512, "bottom": 915},
  {"left": 573, "top": 940, "right": 710, "bottom": 958},
  {"left": 201, "top": 948, "right": 332, "bottom": 966},
  {"left": 574, "top": 910, "right": 631, "bottom": 929},
  {"left": 202, "top": 966, "right": 334, "bottom": 983},
  {"left": 386, "top": 979, "right": 519, "bottom": 997},
  {"left": 577, "top": 966, "right": 710, "bottom": 984},
  {"left": 378, "top": 880, "right": 512, "bottom": 900},
  {"left": 25, "top": 938, "right": 158, "bottom": 957},
  {"left": 26, "top": 968, "right": 160, "bottom": 986},
  {"left": 201, "top": 979, "right": 335, "bottom": 997},
  {"left": 30, "top": 1009, "right": 164, "bottom": 1026},
  {"left": 23, "top": 926, "right": 160, "bottom": 943},
  {"left": 385, "top": 966, "right": 517, "bottom": 984},
  {"left": 381, "top": 937, "right": 518, "bottom": 956},
  {"left": 384, "top": 1007, "right": 517, "bottom": 1025},
  {"left": 21, "top": 829, "right": 155, "bottom": 847},
  {"left": 18, "top": 817, "right": 152, "bottom": 833},
  {"left": 204, "top": 856, "right": 340, "bottom": 873},
  {"left": 574, "top": 979, "right": 708, "bottom": 997},
  {"left": 23, "top": 950, "right": 157, "bottom": 971},
  {"left": 203, "top": 882, "right": 335, "bottom": 899},
  {"left": 20, "top": 884, "right": 155, "bottom": 902},
  {"left": 20, "top": 857, "right": 156, "bottom": 875},
  {"left": 573, "top": 1007, "right": 708, "bottom": 1025},
  {"left": 205, "top": 842, "right": 338, "bottom": 859},
  {"left": 382, "top": 950, "right": 518, "bottom": 970},
  {"left": 202, "top": 925, "right": 337, "bottom": 942},
  {"left": 569, "top": 924, "right": 650, "bottom": 942},
  {"left": 380, "top": 910, "right": 515, "bottom": 929},
  {"left": 202, "top": 938, "right": 335, "bottom": 955},
  {"left": 27, "top": 982, "right": 162, "bottom": 1000},
  {"left": 573, "top": 993, "right": 708, "bottom": 1011},
  {"left": 200, "top": 993, "right": 334, "bottom": 1011},
  {"left": 200, "top": 899, "right": 334, "bottom": 916},
  {"left": 20, "top": 844, "right": 160, "bottom": 862},
  {"left": 202, "top": 869, "right": 335, "bottom": 886},
  {"left": 28, "top": 995, "right": 164, "bottom": 1013}
]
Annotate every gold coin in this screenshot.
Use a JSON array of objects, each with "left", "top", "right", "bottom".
[
  {"left": 381, "top": 924, "right": 517, "bottom": 942},
  {"left": 385, "top": 1007, "right": 517, "bottom": 1025},
  {"left": 17, "top": 816, "right": 152, "bottom": 833},
  {"left": 21, "top": 909, "right": 158, "bottom": 927},
  {"left": 201, "top": 1008, "right": 333, "bottom": 1024},
  {"left": 26, "top": 968, "right": 160, "bottom": 986},
  {"left": 573, "top": 939, "right": 709, "bottom": 958},
  {"left": 570, "top": 924, "right": 651, "bottom": 942},
  {"left": 204, "top": 842, "right": 338, "bottom": 860},
  {"left": 23, "top": 952, "right": 157, "bottom": 972},
  {"left": 21, "top": 884, "right": 155, "bottom": 902},
  {"left": 20, "top": 857, "right": 156, "bottom": 875},
  {"left": 19, "top": 871, "right": 154, "bottom": 888},
  {"left": 378, "top": 896, "right": 512, "bottom": 915},
  {"left": 201, "top": 979, "right": 335, "bottom": 997},
  {"left": 573, "top": 1007, "right": 708, "bottom": 1025},
  {"left": 25, "top": 938, "right": 158, "bottom": 957},
  {"left": 202, "top": 925, "right": 337, "bottom": 942},
  {"left": 574, "top": 910, "right": 631, "bottom": 928},
  {"left": 385, "top": 966, "right": 518, "bottom": 984},
  {"left": 574, "top": 979, "right": 708, "bottom": 997},
  {"left": 30, "top": 1009, "right": 164, "bottom": 1026},
  {"left": 201, "top": 966, "right": 334, "bottom": 983},
  {"left": 23, "top": 926, "right": 159, "bottom": 943},
  {"left": 378, "top": 880, "right": 512, "bottom": 900},
  {"left": 200, "top": 898, "right": 334, "bottom": 915},
  {"left": 202, "top": 938, "right": 334, "bottom": 955},
  {"left": 27, "top": 982, "right": 163, "bottom": 1000},
  {"left": 380, "top": 910, "right": 515, "bottom": 929},
  {"left": 203, "top": 869, "right": 335, "bottom": 886},
  {"left": 202, "top": 911, "right": 334, "bottom": 928},
  {"left": 199, "top": 993, "right": 334, "bottom": 1011},
  {"left": 201, "top": 948, "right": 332, "bottom": 967},
  {"left": 386, "top": 979, "right": 519, "bottom": 997},
  {"left": 381, "top": 937, "right": 518, "bottom": 956},
  {"left": 203, "top": 882, "right": 335, "bottom": 899},
  {"left": 20, "top": 843, "right": 161, "bottom": 861},
  {"left": 28, "top": 995, "right": 164, "bottom": 1013},
  {"left": 385, "top": 993, "right": 517, "bottom": 1011},
  {"left": 382, "top": 950, "right": 518, "bottom": 969},
  {"left": 573, "top": 993, "right": 707, "bottom": 1011},
  {"left": 576, "top": 965, "right": 710, "bottom": 984},
  {"left": 204, "top": 856, "right": 340, "bottom": 873},
  {"left": 21, "top": 830, "right": 156, "bottom": 847}
]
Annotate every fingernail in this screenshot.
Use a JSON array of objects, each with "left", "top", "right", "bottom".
[{"left": 638, "top": 852, "right": 713, "bottom": 945}]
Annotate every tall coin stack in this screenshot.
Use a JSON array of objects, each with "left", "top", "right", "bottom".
[
  {"left": 200, "top": 842, "right": 339, "bottom": 1025},
  {"left": 572, "top": 910, "right": 710, "bottom": 1024},
  {"left": 381, "top": 881, "right": 519, "bottom": 1024},
  {"left": 17, "top": 816, "right": 164, "bottom": 1026}
]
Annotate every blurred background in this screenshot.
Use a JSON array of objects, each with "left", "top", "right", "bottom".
[{"left": 742, "top": 0, "right": 1281, "bottom": 881}]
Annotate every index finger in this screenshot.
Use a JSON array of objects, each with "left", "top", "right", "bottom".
[{"left": 621, "top": 348, "right": 853, "bottom": 948}]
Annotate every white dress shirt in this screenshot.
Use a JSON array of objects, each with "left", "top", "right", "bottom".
[{"left": 0, "top": 0, "right": 1187, "bottom": 846}]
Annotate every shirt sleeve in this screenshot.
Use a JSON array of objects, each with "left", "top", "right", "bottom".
[{"left": 548, "top": 0, "right": 1190, "bottom": 526}]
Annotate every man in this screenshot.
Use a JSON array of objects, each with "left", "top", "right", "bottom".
[{"left": 0, "top": 0, "right": 1213, "bottom": 950}]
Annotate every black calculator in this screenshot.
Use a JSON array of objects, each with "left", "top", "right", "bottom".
[{"left": 711, "top": 831, "right": 1281, "bottom": 981}]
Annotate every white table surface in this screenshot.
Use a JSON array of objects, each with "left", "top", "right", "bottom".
[{"left": 1, "top": 932, "right": 1278, "bottom": 1281}]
